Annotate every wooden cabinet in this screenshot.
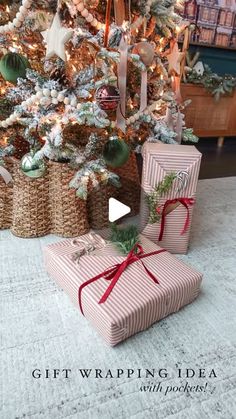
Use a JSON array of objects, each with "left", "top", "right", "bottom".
[{"left": 181, "top": 83, "right": 236, "bottom": 139}]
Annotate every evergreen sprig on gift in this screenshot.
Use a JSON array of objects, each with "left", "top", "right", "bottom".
[
  {"left": 110, "top": 224, "right": 139, "bottom": 255},
  {"left": 146, "top": 172, "right": 176, "bottom": 224}
]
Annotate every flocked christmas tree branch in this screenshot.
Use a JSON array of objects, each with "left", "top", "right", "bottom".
[{"left": 0, "top": 0, "right": 198, "bottom": 192}]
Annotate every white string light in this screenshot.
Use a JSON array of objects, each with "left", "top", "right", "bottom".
[
  {"left": 0, "top": 85, "right": 81, "bottom": 128},
  {"left": 72, "top": 0, "right": 154, "bottom": 32},
  {"left": 0, "top": 85, "right": 161, "bottom": 129},
  {"left": 0, "top": 0, "right": 157, "bottom": 130},
  {"left": 0, "top": 0, "right": 154, "bottom": 35}
]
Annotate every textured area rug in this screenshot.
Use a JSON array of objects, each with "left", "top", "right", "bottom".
[{"left": 1, "top": 177, "right": 236, "bottom": 419}]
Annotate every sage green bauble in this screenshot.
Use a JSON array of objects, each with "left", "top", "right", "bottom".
[
  {"left": 20, "top": 151, "right": 46, "bottom": 179},
  {"left": 103, "top": 136, "right": 130, "bottom": 168},
  {"left": 0, "top": 52, "right": 30, "bottom": 84}
]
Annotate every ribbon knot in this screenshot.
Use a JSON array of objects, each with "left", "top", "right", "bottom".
[
  {"left": 78, "top": 244, "right": 166, "bottom": 315},
  {"left": 158, "top": 197, "right": 195, "bottom": 241}
]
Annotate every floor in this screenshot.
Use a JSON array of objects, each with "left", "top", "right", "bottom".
[
  {"left": 1, "top": 177, "right": 236, "bottom": 419},
  {"left": 192, "top": 137, "right": 236, "bottom": 179}
]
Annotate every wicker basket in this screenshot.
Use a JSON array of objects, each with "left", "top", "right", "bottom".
[
  {"left": 86, "top": 152, "right": 140, "bottom": 229},
  {"left": 10, "top": 159, "right": 89, "bottom": 238},
  {"left": 87, "top": 183, "right": 115, "bottom": 229},
  {"left": 48, "top": 160, "right": 89, "bottom": 237},
  {"left": 0, "top": 158, "right": 13, "bottom": 230},
  {"left": 3, "top": 152, "right": 140, "bottom": 238},
  {"left": 10, "top": 158, "right": 51, "bottom": 238},
  {"left": 113, "top": 152, "right": 140, "bottom": 216}
]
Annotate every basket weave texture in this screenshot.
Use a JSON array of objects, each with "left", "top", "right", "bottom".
[
  {"left": 48, "top": 160, "right": 89, "bottom": 237},
  {"left": 10, "top": 158, "right": 89, "bottom": 238},
  {"left": 87, "top": 184, "right": 115, "bottom": 229},
  {"left": 113, "top": 152, "right": 140, "bottom": 216},
  {"left": 0, "top": 158, "right": 13, "bottom": 229},
  {"left": 10, "top": 158, "right": 51, "bottom": 238},
  {"left": 0, "top": 153, "right": 140, "bottom": 238},
  {"left": 87, "top": 152, "right": 140, "bottom": 229}
]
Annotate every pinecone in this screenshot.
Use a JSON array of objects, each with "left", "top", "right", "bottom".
[
  {"left": 12, "top": 135, "right": 30, "bottom": 160},
  {"left": 83, "top": 0, "right": 99, "bottom": 9},
  {"left": 147, "top": 82, "right": 160, "bottom": 102},
  {"left": 97, "top": 0, "right": 109, "bottom": 14},
  {"left": 147, "top": 83, "right": 155, "bottom": 101},
  {"left": 36, "top": 0, "right": 58, "bottom": 13},
  {"left": 50, "top": 67, "right": 70, "bottom": 88},
  {"left": 0, "top": 12, "right": 6, "bottom": 25},
  {"left": 59, "top": 3, "right": 72, "bottom": 23},
  {"left": 0, "top": 98, "right": 14, "bottom": 120}
]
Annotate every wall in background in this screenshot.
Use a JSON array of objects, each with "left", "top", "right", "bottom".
[{"left": 188, "top": 44, "right": 236, "bottom": 74}]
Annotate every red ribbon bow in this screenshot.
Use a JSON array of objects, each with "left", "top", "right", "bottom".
[
  {"left": 158, "top": 197, "right": 195, "bottom": 241},
  {"left": 78, "top": 244, "right": 166, "bottom": 316}
]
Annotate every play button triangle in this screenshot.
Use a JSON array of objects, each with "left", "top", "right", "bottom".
[{"left": 108, "top": 197, "right": 131, "bottom": 223}]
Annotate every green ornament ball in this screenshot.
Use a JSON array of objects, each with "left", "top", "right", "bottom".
[
  {"left": 103, "top": 136, "right": 130, "bottom": 168},
  {"left": 20, "top": 151, "right": 46, "bottom": 179},
  {"left": 0, "top": 52, "right": 30, "bottom": 84}
]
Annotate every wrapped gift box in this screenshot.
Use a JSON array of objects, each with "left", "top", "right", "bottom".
[
  {"left": 140, "top": 143, "right": 202, "bottom": 254},
  {"left": 44, "top": 232, "right": 202, "bottom": 346}
]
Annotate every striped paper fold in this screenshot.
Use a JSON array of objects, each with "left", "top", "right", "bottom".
[
  {"left": 44, "top": 233, "right": 202, "bottom": 346},
  {"left": 140, "top": 143, "right": 202, "bottom": 254}
]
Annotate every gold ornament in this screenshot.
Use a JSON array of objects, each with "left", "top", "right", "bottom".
[{"left": 133, "top": 40, "right": 155, "bottom": 66}]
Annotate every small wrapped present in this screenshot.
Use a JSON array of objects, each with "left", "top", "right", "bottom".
[
  {"left": 44, "top": 232, "right": 202, "bottom": 346},
  {"left": 140, "top": 143, "right": 202, "bottom": 254}
]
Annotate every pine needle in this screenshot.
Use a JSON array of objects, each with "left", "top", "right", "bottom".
[
  {"left": 110, "top": 223, "right": 139, "bottom": 254},
  {"left": 146, "top": 172, "right": 176, "bottom": 224}
]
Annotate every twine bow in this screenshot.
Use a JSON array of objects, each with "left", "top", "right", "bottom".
[
  {"left": 78, "top": 244, "right": 166, "bottom": 315},
  {"left": 158, "top": 197, "right": 195, "bottom": 241},
  {"left": 71, "top": 233, "right": 107, "bottom": 263}
]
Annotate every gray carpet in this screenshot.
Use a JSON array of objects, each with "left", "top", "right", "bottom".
[{"left": 1, "top": 177, "right": 236, "bottom": 419}]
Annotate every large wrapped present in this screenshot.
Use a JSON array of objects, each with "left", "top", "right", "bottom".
[
  {"left": 140, "top": 143, "right": 202, "bottom": 254},
  {"left": 44, "top": 232, "right": 202, "bottom": 346}
]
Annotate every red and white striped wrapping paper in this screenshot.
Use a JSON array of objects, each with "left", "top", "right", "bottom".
[
  {"left": 140, "top": 143, "right": 202, "bottom": 254},
  {"left": 44, "top": 233, "right": 202, "bottom": 346}
]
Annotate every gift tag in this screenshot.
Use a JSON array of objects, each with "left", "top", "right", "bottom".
[
  {"left": 163, "top": 201, "right": 180, "bottom": 215},
  {"left": 163, "top": 171, "right": 189, "bottom": 216}
]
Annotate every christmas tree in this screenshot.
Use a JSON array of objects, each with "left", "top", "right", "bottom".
[{"left": 0, "top": 0, "right": 198, "bottom": 199}]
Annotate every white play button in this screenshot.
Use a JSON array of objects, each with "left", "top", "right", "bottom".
[{"left": 108, "top": 197, "right": 131, "bottom": 223}]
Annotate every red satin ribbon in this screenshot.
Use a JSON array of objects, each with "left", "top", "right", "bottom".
[
  {"left": 158, "top": 197, "right": 195, "bottom": 241},
  {"left": 78, "top": 244, "right": 166, "bottom": 315}
]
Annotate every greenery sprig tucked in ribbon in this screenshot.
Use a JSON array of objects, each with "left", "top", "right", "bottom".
[
  {"left": 110, "top": 223, "right": 139, "bottom": 255},
  {"left": 146, "top": 172, "right": 177, "bottom": 224}
]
